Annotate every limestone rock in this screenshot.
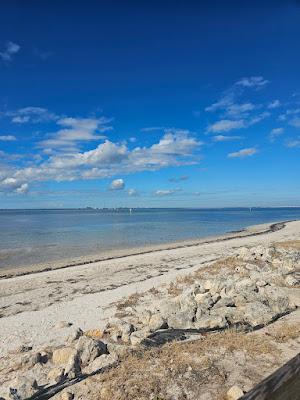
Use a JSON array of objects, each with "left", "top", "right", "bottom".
[
  {"left": 47, "top": 367, "right": 65, "bottom": 384},
  {"left": 8, "top": 377, "right": 38, "bottom": 400},
  {"left": 67, "top": 327, "right": 84, "bottom": 343},
  {"left": 104, "top": 319, "right": 135, "bottom": 343},
  {"left": 130, "top": 328, "right": 150, "bottom": 346},
  {"left": 148, "top": 313, "right": 168, "bottom": 332},
  {"left": 60, "top": 392, "right": 74, "bottom": 400},
  {"left": 75, "top": 336, "right": 107, "bottom": 367},
  {"left": 194, "top": 315, "right": 227, "bottom": 330},
  {"left": 82, "top": 353, "right": 118, "bottom": 374},
  {"left": 52, "top": 347, "right": 78, "bottom": 366},
  {"left": 226, "top": 385, "right": 244, "bottom": 399}
]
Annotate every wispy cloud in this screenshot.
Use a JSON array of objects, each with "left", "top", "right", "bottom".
[
  {"left": 235, "top": 76, "right": 269, "bottom": 88},
  {"left": 268, "top": 100, "right": 281, "bottom": 109},
  {"left": 0, "top": 41, "right": 20, "bottom": 62},
  {"left": 286, "top": 137, "right": 300, "bottom": 148},
  {"left": 212, "top": 135, "right": 243, "bottom": 142},
  {"left": 154, "top": 189, "right": 181, "bottom": 196},
  {"left": 0, "top": 135, "right": 16, "bottom": 141},
  {"left": 168, "top": 175, "right": 189, "bottom": 182},
  {"left": 2, "top": 107, "right": 58, "bottom": 124},
  {"left": 227, "top": 147, "right": 257, "bottom": 158},
  {"left": 290, "top": 118, "right": 300, "bottom": 128},
  {"left": 39, "top": 117, "right": 112, "bottom": 149},
  {"left": 269, "top": 127, "right": 284, "bottom": 141},
  {"left": 128, "top": 188, "right": 138, "bottom": 196},
  {"left": 207, "top": 119, "right": 245, "bottom": 133}
]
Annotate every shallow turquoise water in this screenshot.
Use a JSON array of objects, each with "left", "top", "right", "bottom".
[{"left": 0, "top": 207, "right": 300, "bottom": 269}]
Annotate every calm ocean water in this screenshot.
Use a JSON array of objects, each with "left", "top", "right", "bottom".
[{"left": 0, "top": 207, "right": 300, "bottom": 269}]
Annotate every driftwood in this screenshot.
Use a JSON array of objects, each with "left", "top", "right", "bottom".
[{"left": 241, "top": 352, "right": 300, "bottom": 399}]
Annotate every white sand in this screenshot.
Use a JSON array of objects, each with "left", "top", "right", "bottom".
[{"left": 0, "top": 220, "right": 299, "bottom": 356}]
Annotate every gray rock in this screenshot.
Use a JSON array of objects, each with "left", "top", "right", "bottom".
[
  {"left": 148, "top": 313, "right": 168, "bottom": 332},
  {"left": 8, "top": 377, "right": 38, "bottom": 400},
  {"left": 82, "top": 354, "right": 118, "bottom": 374},
  {"left": 194, "top": 315, "right": 227, "bottom": 330},
  {"left": 240, "top": 301, "right": 276, "bottom": 328},
  {"left": 130, "top": 328, "right": 150, "bottom": 346},
  {"left": 75, "top": 336, "right": 107, "bottom": 367},
  {"left": 47, "top": 367, "right": 65, "bottom": 384},
  {"left": 67, "top": 327, "right": 84, "bottom": 343}
]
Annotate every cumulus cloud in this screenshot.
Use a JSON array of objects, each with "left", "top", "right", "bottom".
[
  {"left": 235, "top": 76, "right": 269, "bottom": 88},
  {"left": 269, "top": 128, "right": 284, "bottom": 141},
  {"left": 110, "top": 178, "right": 125, "bottom": 190},
  {"left": 0, "top": 135, "right": 16, "bottom": 141},
  {"left": 0, "top": 119, "right": 202, "bottom": 194},
  {"left": 227, "top": 147, "right": 258, "bottom": 158},
  {"left": 212, "top": 135, "right": 243, "bottom": 142},
  {"left": 0, "top": 41, "right": 20, "bottom": 62}
]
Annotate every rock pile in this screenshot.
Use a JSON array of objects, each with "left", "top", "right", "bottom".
[
  {"left": 102, "top": 244, "right": 300, "bottom": 346},
  {"left": 0, "top": 244, "right": 299, "bottom": 399}
]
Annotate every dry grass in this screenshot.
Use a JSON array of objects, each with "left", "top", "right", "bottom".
[
  {"left": 93, "top": 329, "right": 278, "bottom": 400},
  {"left": 275, "top": 240, "right": 300, "bottom": 250},
  {"left": 268, "top": 323, "right": 300, "bottom": 343},
  {"left": 114, "top": 292, "right": 143, "bottom": 311},
  {"left": 167, "top": 281, "right": 183, "bottom": 297}
]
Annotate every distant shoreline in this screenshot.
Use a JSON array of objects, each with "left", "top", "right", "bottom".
[{"left": 0, "top": 219, "right": 291, "bottom": 279}]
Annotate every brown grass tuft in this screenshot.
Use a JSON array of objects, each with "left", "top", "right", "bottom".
[
  {"left": 275, "top": 240, "right": 300, "bottom": 250},
  {"left": 268, "top": 323, "right": 300, "bottom": 343},
  {"left": 93, "top": 329, "right": 278, "bottom": 400},
  {"left": 114, "top": 293, "right": 143, "bottom": 311}
]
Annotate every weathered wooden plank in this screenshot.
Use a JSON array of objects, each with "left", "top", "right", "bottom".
[{"left": 241, "top": 352, "right": 300, "bottom": 400}]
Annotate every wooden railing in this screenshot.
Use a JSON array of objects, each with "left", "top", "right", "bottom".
[{"left": 240, "top": 352, "right": 300, "bottom": 399}]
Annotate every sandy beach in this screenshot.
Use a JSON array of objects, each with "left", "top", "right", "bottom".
[
  {"left": 0, "top": 220, "right": 299, "bottom": 354},
  {"left": 0, "top": 221, "right": 300, "bottom": 400}
]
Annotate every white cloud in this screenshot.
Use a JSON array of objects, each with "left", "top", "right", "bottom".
[
  {"left": 212, "top": 135, "right": 242, "bottom": 142},
  {"left": 290, "top": 118, "right": 300, "bottom": 128},
  {"left": 0, "top": 126, "right": 202, "bottom": 194},
  {"left": 128, "top": 188, "right": 138, "bottom": 196},
  {"left": 155, "top": 189, "right": 179, "bottom": 196},
  {"left": 228, "top": 147, "right": 257, "bottom": 158},
  {"left": 235, "top": 76, "right": 269, "bottom": 88},
  {"left": 0, "top": 41, "right": 20, "bottom": 62},
  {"left": 0, "top": 135, "right": 16, "bottom": 141},
  {"left": 269, "top": 128, "right": 284, "bottom": 141},
  {"left": 39, "top": 117, "right": 112, "bottom": 149},
  {"left": 268, "top": 100, "right": 281, "bottom": 109},
  {"left": 286, "top": 138, "right": 300, "bottom": 148},
  {"left": 207, "top": 119, "right": 245, "bottom": 133},
  {"left": 2, "top": 107, "right": 58, "bottom": 124},
  {"left": 110, "top": 178, "right": 125, "bottom": 190},
  {"left": 16, "top": 183, "right": 29, "bottom": 194}
]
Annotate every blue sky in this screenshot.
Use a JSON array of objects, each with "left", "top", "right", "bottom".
[{"left": 0, "top": 0, "right": 299, "bottom": 208}]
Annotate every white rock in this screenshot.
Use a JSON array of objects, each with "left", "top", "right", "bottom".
[
  {"left": 226, "top": 385, "right": 244, "bottom": 399},
  {"left": 82, "top": 354, "right": 118, "bottom": 374}
]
